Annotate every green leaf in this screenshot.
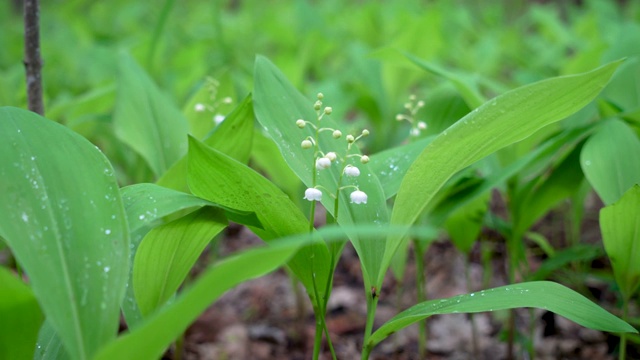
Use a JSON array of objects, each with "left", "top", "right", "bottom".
[
  {"left": 119, "top": 183, "right": 259, "bottom": 326},
  {"left": 0, "top": 107, "right": 129, "bottom": 360},
  {"left": 0, "top": 267, "right": 43, "bottom": 360},
  {"left": 370, "top": 137, "right": 434, "bottom": 199},
  {"left": 186, "top": 137, "right": 332, "bottom": 305},
  {"left": 445, "top": 189, "right": 489, "bottom": 254},
  {"left": 157, "top": 95, "right": 255, "bottom": 192},
  {"left": 600, "top": 185, "right": 640, "bottom": 300},
  {"left": 134, "top": 207, "right": 227, "bottom": 316},
  {"left": 34, "top": 321, "right": 70, "bottom": 360},
  {"left": 581, "top": 118, "right": 640, "bottom": 205},
  {"left": 513, "top": 142, "right": 584, "bottom": 238},
  {"left": 253, "top": 55, "right": 389, "bottom": 288},
  {"left": 93, "top": 239, "right": 301, "bottom": 360},
  {"left": 113, "top": 52, "right": 188, "bottom": 178},
  {"left": 405, "top": 52, "right": 486, "bottom": 109},
  {"left": 529, "top": 244, "right": 603, "bottom": 281},
  {"left": 386, "top": 60, "right": 623, "bottom": 287},
  {"left": 366, "top": 281, "right": 637, "bottom": 351},
  {"left": 120, "top": 183, "right": 259, "bottom": 233}
]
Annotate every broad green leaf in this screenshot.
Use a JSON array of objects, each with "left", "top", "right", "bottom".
[
  {"left": 370, "top": 137, "right": 434, "bottom": 199},
  {"left": 253, "top": 55, "right": 389, "bottom": 288},
  {"left": 430, "top": 123, "right": 597, "bottom": 226},
  {"left": 113, "top": 52, "right": 188, "bottom": 178},
  {"left": 581, "top": 118, "right": 640, "bottom": 205},
  {"left": 34, "top": 321, "right": 70, "bottom": 360},
  {"left": 186, "top": 137, "right": 332, "bottom": 305},
  {"left": 600, "top": 185, "right": 640, "bottom": 300},
  {"left": 157, "top": 95, "right": 255, "bottom": 192},
  {"left": 0, "top": 267, "right": 43, "bottom": 360},
  {"left": 386, "top": 60, "right": 623, "bottom": 287},
  {"left": 120, "top": 183, "right": 259, "bottom": 233},
  {"left": 119, "top": 183, "right": 259, "bottom": 326},
  {"left": 366, "top": 281, "right": 637, "bottom": 352},
  {"left": 134, "top": 207, "right": 227, "bottom": 316},
  {"left": 121, "top": 183, "right": 212, "bottom": 234},
  {"left": 94, "top": 240, "right": 301, "bottom": 360},
  {"left": 0, "top": 107, "right": 129, "bottom": 360},
  {"left": 251, "top": 131, "right": 302, "bottom": 203}
]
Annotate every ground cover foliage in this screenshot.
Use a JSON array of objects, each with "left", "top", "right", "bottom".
[{"left": 1, "top": 0, "right": 640, "bottom": 359}]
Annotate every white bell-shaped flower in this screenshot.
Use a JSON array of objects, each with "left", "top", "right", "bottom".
[
  {"left": 304, "top": 188, "right": 323, "bottom": 201},
  {"left": 350, "top": 190, "right": 367, "bottom": 204},
  {"left": 344, "top": 165, "right": 360, "bottom": 177},
  {"left": 316, "top": 157, "right": 331, "bottom": 170}
]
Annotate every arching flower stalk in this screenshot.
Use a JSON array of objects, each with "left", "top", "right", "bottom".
[{"left": 395, "top": 94, "right": 427, "bottom": 137}]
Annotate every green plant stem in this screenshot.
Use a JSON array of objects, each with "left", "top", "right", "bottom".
[
  {"left": 414, "top": 240, "right": 428, "bottom": 358},
  {"left": 619, "top": 299, "right": 629, "bottom": 360},
  {"left": 361, "top": 293, "right": 379, "bottom": 360},
  {"left": 506, "top": 237, "right": 517, "bottom": 360},
  {"left": 147, "top": 0, "right": 176, "bottom": 69},
  {"left": 174, "top": 331, "right": 184, "bottom": 360},
  {"left": 528, "top": 308, "right": 536, "bottom": 360},
  {"left": 464, "top": 255, "right": 479, "bottom": 358}
]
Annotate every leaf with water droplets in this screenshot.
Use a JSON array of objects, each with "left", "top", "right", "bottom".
[
  {"left": 0, "top": 107, "right": 129, "bottom": 359},
  {"left": 366, "top": 281, "right": 636, "bottom": 352}
]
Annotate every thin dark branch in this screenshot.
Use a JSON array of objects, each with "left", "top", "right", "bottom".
[{"left": 24, "top": 0, "right": 44, "bottom": 115}]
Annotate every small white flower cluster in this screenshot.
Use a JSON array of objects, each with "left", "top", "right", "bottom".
[
  {"left": 298, "top": 93, "right": 371, "bottom": 205},
  {"left": 192, "top": 77, "right": 233, "bottom": 126},
  {"left": 396, "top": 94, "right": 427, "bottom": 137}
]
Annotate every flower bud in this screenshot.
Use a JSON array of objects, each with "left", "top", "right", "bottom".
[
  {"left": 361, "top": 129, "right": 369, "bottom": 136},
  {"left": 301, "top": 140, "right": 313, "bottom": 149},
  {"left": 317, "top": 92, "right": 324, "bottom": 100},
  {"left": 324, "top": 107, "right": 333, "bottom": 115},
  {"left": 417, "top": 100, "right": 425, "bottom": 108},
  {"left": 325, "top": 152, "right": 337, "bottom": 162},
  {"left": 296, "top": 119, "right": 306, "bottom": 128},
  {"left": 410, "top": 128, "right": 420, "bottom": 137},
  {"left": 194, "top": 103, "right": 206, "bottom": 112},
  {"left": 222, "top": 97, "right": 233, "bottom": 104},
  {"left": 360, "top": 155, "right": 370, "bottom": 164},
  {"left": 346, "top": 135, "right": 355, "bottom": 143},
  {"left": 395, "top": 114, "right": 403, "bottom": 121},
  {"left": 332, "top": 130, "right": 342, "bottom": 139},
  {"left": 314, "top": 100, "right": 322, "bottom": 110},
  {"left": 418, "top": 121, "right": 427, "bottom": 130}
]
